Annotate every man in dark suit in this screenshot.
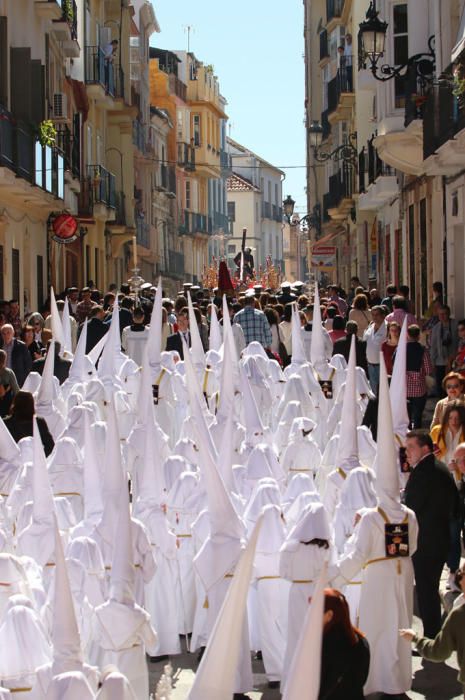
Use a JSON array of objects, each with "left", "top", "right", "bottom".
[
  {"left": 0, "top": 323, "right": 32, "bottom": 387},
  {"left": 332, "top": 320, "right": 368, "bottom": 372},
  {"left": 32, "top": 341, "right": 72, "bottom": 385},
  {"left": 80, "top": 306, "right": 109, "bottom": 354},
  {"left": 166, "top": 307, "right": 190, "bottom": 360},
  {"left": 404, "top": 429, "right": 460, "bottom": 637}
]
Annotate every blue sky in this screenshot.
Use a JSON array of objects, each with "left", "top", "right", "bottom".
[{"left": 150, "top": 0, "right": 307, "bottom": 213}]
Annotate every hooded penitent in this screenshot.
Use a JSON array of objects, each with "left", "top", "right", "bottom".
[
  {"left": 98, "top": 295, "right": 122, "bottom": 384},
  {"left": 61, "top": 298, "right": 74, "bottom": 358},
  {"left": 145, "top": 277, "right": 163, "bottom": 371},
  {"left": 188, "top": 515, "right": 263, "bottom": 700},
  {"left": 50, "top": 517, "right": 84, "bottom": 675},
  {"left": 390, "top": 318, "right": 409, "bottom": 440},
  {"left": 187, "top": 292, "right": 206, "bottom": 369},
  {"left": 310, "top": 282, "right": 327, "bottom": 367},
  {"left": 374, "top": 354, "right": 404, "bottom": 521},
  {"left": 335, "top": 335, "right": 360, "bottom": 471},
  {"left": 290, "top": 303, "right": 307, "bottom": 366},
  {"left": 67, "top": 321, "right": 95, "bottom": 385},
  {"left": 16, "top": 418, "right": 56, "bottom": 566},
  {"left": 208, "top": 303, "right": 222, "bottom": 353},
  {"left": 50, "top": 287, "right": 66, "bottom": 352},
  {"left": 282, "top": 563, "right": 327, "bottom": 700}
]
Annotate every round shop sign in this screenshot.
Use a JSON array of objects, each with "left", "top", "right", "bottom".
[{"left": 51, "top": 213, "right": 79, "bottom": 243}]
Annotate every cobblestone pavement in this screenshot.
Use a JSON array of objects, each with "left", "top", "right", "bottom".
[{"left": 148, "top": 399, "right": 463, "bottom": 699}]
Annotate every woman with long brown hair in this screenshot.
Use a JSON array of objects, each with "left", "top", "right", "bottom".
[
  {"left": 319, "top": 588, "right": 370, "bottom": 699},
  {"left": 430, "top": 399, "right": 465, "bottom": 590}
]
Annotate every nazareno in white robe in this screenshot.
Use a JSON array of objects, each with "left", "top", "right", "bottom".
[
  {"left": 90, "top": 600, "right": 157, "bottom": 700},
  {"left": 333, "top": 505, "right": 418, "bottom": 695}
]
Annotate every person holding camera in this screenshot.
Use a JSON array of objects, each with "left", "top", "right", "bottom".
[
  {"left": 430, "top": 305, "right": 458, "bottom": 397},
  {"left": 400, "top": 567, "right": 465, "bottom": 696}
]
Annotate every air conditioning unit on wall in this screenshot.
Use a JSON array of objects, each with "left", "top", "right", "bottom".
[{"left": 53, "top": 92, "right": 68, "bottom": 120}]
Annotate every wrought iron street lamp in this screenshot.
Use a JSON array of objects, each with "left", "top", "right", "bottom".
[
  {"left": 358, "top": 1, "right": 435, "bottom": 84},
  {"left": 283, "top": 195, "right": 321, "bottom": 235},
  {"left": 308, "top": 121, "right": 357, "bottom": 166}
]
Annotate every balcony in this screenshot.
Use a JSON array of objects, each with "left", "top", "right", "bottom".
[
  {"left": 325, "top": 165, "right": 355, "bottom": 221},
  {"left": 319, "top": 30, "right": 330, "bottom": 65},
  {"left": 78, "top": 164, "right": 115, "bottom": 221},
  {"left": 327, "top": 57, "right": 354, "bottom": 124},
  {"left": 422, "top": 57, "right": 465, "bottom": 175},
  {"left": 193, "top": 213, "right": 208, "bottom": 234},
  {"left": 48, "top": 0, "right": 78, "bottom": 56},
  {"left": 358, "top": 136, "right": 397, "bottom": 211},
  {"left": 326, "top": 0, "right": 348, "bottom": 32},
  {"left": 135, "top": 215, "right": 150, "bottom": 248},
  {"left": 0, "top": 106, "right": 64, "bottom": 203},
  {"left": 262, "top": 201, "right": 272, "bottom": 219},
  {"left": 85, "top": 47, "right": 125, "bottom": 105},
  {"left": 213, "top": 212, "right": 229, "bottom": 231},
  {"left": 178, "top": 209, "right": 191, "bottom": 235},
  {"left": 177, "top": 142, "right": 196, "bottom": 171},
  {"left": 55, "top": 123, "right": 80, "bottom": 180},
  {"left": 169, "top": 250, "right": 185, "bottom": 276},
  {"left": 220, "top": 149, "right": 232, "bottom": 174},
  {"left": 272, "top": 204, "right": 283, "bottom": 222},
  {"left": 160, "top": 164, "right": 176, "bottom": 197},
  {"left": 132, "top": 119, "right": 146, "bottom": 154}
]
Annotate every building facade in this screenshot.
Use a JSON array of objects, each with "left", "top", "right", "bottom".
[
  {"left": 304, "top": 0, "right": 465, "bottom": 318},
  {"left": 226, "top": 137, "right": 284, "bottom": 277}
]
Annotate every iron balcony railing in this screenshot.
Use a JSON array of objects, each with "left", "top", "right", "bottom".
[
  {"left": 132, "top": 119, "right": 146, "bottom": 153},
  {"left": 423, "top": 50, "right": 465, "bottom": 160},
  {"left": 367, "top": 135, "right": 392, "bottom": 185},
  {"left": 262, "top": 201, "right": 272, "bottom": 219},
  {"left": 86, "top": 164, "right": 116, "bottom": 207},
  {"left": 0, "top": 105, "right": 64, "bottom": 197},
  {"left": 326, "top": 164, "right": 355, "bottom": 211},
  {"left": 326, "top": 0, "right": 345, "bottom": 23},
  {"left": 327, "top": 57, "right": 354, "bottom": 114},
  {"left": 177, "top": 142, "right": 195, "bottom": 171},
  {"left": 135, "top": 215, "right": 150, "bottom": 248},
  {"left": 213, "top": 212, "right": 229, "bottom": 231},
  {"left": 85, "top": 46, "right": 125, "bottom": 100},
  {"left": 160, "top": 164, "right": 177, "bottom": 195},
  {"left": 220, "top": 149, "right": 232, "bottom": 173},
  {"left": 169, "top": 250, "right": 185, "bottom": 276},
  {"left": 55, "top": 123, "right": 80, "bottom": 179}
]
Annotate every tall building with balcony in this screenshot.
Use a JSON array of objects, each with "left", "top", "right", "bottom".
[
  {"left": 0, "top": 0, "right": 80, "bottom": 312},
  {"left": 68, "top": 0, "right": 147, "bottom": 292},
  {"left": 226, "top": 137, "right": 284, "bottom": 276},
  {"left": 305, "top": 0, "right": 357, "bottom": 289},
  {"left": 129, "top": 0, "right": 160, "bottom": 285},
  {"left": 305, "top": 0, "right": 465, "bottom": 318},
  {"left": 149, "top": 47, "right": 189, "bottom": 290},
  {"left": 150, "top": 49, "right": 229, "bottom": 284}
]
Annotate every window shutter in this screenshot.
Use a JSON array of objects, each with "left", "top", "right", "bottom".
[
  {"left": 31, "top": 60, "right": 45, "bottom": 124},
  {"left": 10, "top": 47, "right": 31, "bottom": 121}
]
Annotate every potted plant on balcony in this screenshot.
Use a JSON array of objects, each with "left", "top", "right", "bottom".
[
  {"left": 62, "top": 0, "right": 74, "bottom": 24},
  {"left": 37, "top": 120, "right": 57, "bottom": 148}
]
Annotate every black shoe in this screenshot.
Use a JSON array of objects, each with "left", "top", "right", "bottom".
[
  {"left": 268, "top": 680, "right": 280, "bottom": 689},
  {"left": 254, "top": 650, "right": 263, "bottom": 660},
  {"left": 233, "top": 695, "right": 251, "bottom": 700},
  {"left": 197, "top": 646, "right": 206, "bottom": 663}
]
